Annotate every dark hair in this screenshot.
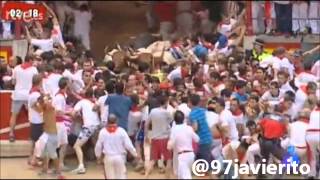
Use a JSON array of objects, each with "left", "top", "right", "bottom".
[
  {"left": 284, "top": 91, "right": 295, "bottom": 102},
  {"left": 157, "top": 94, "right": 168, "bottom": 106},
  {"left": 307, "top": 82, "right": 317, "bottom": 91},
  {"left": 235, "top": 80, "right": 247, "bottom": 89},
  {"left": 239, "top": 140, "right": 250, "bottom": 150},
  {"left": 174, "top": 110, "right": 185, "bottom": 125},
  {"left": 105, "top": 80, "right": 115, "bottom": 94},
  {"left": 15, "top": 56, "right": 23, "bottom": 65},
  {"left": 151, "top": 76, "right": 160, "bottom": 84},
  {"left": 32, "top": 74, "right": 42, "bottom": 86},
  {"left": 221, "top": 88, "right": 232, "bottom": 98},
  {"left": 189, "top": 94, "right": 201, "bottom": 106},
  {"left": 231, "top": 98, "right": 240, "bottom": 105},
  {"left": 84, "top": 88, "right": 94, "bottom": 98},
  {"left": 53, "top": 60, "right": 65, "bottom": 72},
  {"left": 210, "top": 71, "right": 221, "bottom": 81},
  {"left": 24, "top": 54, "right": 33, "bottom": 62},
  {"left": 108, "top": 114, "right": 118, "bottom": 124},
  {"left": 246, "top": 120, "right": 256, "bottom": 128},
  {"left": 115, "top": 82, "right": 124, "bottom": 94},
  {"left": 249, "top": 95, "right": 259, "bottom": 102},
  {"left": 58, "top": 77, "right": 68, "bottom": 89},
  {"left": 216, "top": 98, "right": 225, "bottom": 107},
  {"left": 130, "top": 94, "right": 140, "bottom": 105},
  {"left": 238, "top": 64, "right": 247, "bottom": 76},
  {"left": 95, "top": 72, "right": 103, "bottom": 82},
  {"left": 270, "top": 81, "right": 279, "bottom": 89}
]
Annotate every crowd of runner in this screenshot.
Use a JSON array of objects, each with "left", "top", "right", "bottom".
[{"left": 0, "top": 1, "right": 319, "bottom": 179}]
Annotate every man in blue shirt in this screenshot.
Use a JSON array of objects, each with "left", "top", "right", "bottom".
[
  {"left": 105, "top": 82, "right": 132, "bottom": 130},
  {"left": 232, "top": 80, "right": 249, "bottom": 105},
  {"left": 189, "top": 94, "right": 213, "bottom": 163}
]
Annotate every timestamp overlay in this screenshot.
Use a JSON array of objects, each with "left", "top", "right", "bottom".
[{"left": 1, "top": 2, "right": 46, "bottom": 23}]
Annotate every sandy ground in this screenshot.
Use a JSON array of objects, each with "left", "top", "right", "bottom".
[{"left": 0, "top": 157, "right": 167, "bottom": 179}]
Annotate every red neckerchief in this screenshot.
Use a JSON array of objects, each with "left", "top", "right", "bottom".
[
  {"left": 30, "top": 86, "right": 41, "bottom": 94},
  {"left": 131, "top": 105, "right": 139, "bottom": 112},
  {"left": 21, "top": 62, "right": 33, "bottom": 70},
  {"left": 237, "top": 150, "right": 245, "bottom": 163},
  {"left": 300, "top": 85, "right": 308, "bottom": 95},
  {"left": 232, "top": 108, "right": 243, "bottom": 116},
  {"left": 106, "top": 124, "right": 118, "bottom": 133},
  {"left": 315, "top": 107, "right": 320, "bottom": 111}
]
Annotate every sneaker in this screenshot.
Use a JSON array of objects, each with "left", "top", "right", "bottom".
[
  {"left": 60, "top": 165, "right": 70, "bottom": 172},
  {"left": 71, "top": 166, "right": 86, "bottom": 174}
]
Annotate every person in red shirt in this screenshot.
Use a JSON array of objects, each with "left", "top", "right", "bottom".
[{"left": 257, "top": 108, "right": 288, "bottom": 170}]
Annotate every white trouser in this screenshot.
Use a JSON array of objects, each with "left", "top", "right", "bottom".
[
  {"left": 245, "top": 143, "right": 261, "bottom": 165},
  {"left": 74, "top": 31, "right": 90, "bottom": 50},
  {"left": 104, "top": 154, "right": 127, "bottom": 179},
  {"left": 252, "top": 1, "right": 265, "bottom": 34},
  {"left": 292, "top": 2, "right": 308, "bottom": 32},
  {"left": 308, "top": 1, "right": 320, "bottom": 34},
  {"left": 306, "top": 132, "right": 320, "bottom": 178},
  {"left": 159, "top": 21, "right": 173, "bottom": 41},
  {"left": 57, "top": 122, "right": 68, "bottom": 147},
  {"left": 177, "top": 152, "right": 195, "bottom": 179},
  {"left": 144, "top": 140, "right": 151, "bottom": 170},
  {"left": 176, "top": 12, "right": 193, "bottom": 37},
  {"left": 173, "top": 149, "right": 178, "bottom": 176},
  {"left": 211, "top": 139, "right": 222, "bottom": 160}
]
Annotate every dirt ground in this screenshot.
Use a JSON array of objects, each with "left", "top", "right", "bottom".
[
  {"left": 0, "top": 157, "right": 166, "bottom": 179},
  {"left": 89, "top": 1, "right": 148, "bottom": 60}
]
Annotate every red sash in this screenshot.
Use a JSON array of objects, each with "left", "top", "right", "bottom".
[{"left": 30, "top": 86, "right": 41, "bottom": 94}]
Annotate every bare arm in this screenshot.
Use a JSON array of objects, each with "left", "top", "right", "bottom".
[
  {"left": 42, "top": 2, "right": 59, "bottom": 25},
  {"left": 303, "top": 45, "right": 320, "bottom": 57}
]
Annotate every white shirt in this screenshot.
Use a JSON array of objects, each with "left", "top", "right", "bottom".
[
  {"left": 289, "top": 121, "right": 308, "bottom": 147},
  {"left": 167, "top": 66, "right": 182, "bottom": 82},
  {"left": 294, "top": 72, "right": 318, "bottom": 87},
  {"left": 95, "top": 127, "right": 137, "bottom": 157},
  {"left": 220, "top": 109, "right": 239, "bottom": 141},
  {"left": 308, "top": 108, "right": 320, "bottom": 130},
  {"left": 51, "top": 25, "right": 65, "bottom": 47},
  {"left": 128, "top": 110, "right": 142, "bottom": 136},
  {"left": 28, "top": 91, "right": 43, "bottom": 124},
  {"left": 206, "top": 111, "right": 219, "bottom": 128},
  {"left": 97, "top": 94, "right": 108, "bottom": 123},
  {"left": 12, "top": 65, "right": 38, "bottom": 101},
  {"left": 43, "top": 73, "right": 62, "bottom": 97},
  {"left": 261, "top": 90, "right": 285, "bottom": 107},
  {"left": 272, "top": 57, "right": 295, "bottom": 79},
  {"left": 52, "top": 93, "right": 66, "bottom": 113},
  {"left": 74, "top": 99, "right": 100, "bottom": 127},
  {"left": 73, "top": 10, "right": 92, "bottom": 35},
  {"left": 294, "top": 88, "right": 308, "bottom": 111},
  {"left": 30, "top": 38, "right": 54, "bottom": 52},
  {"left": 280, "top": 82, "right": 295, "bottom": 93},
  {"left": 167, "top": 124, "right": 199, "bottom": 153},
  {"left": 177, "top": 103, "right": 191, "bottom": 122}
]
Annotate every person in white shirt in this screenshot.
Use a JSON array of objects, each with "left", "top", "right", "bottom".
[
  {"left": 52, "top": 77, "right": 70, "bottom": 170},
  {"left": 272, "top": 47, "right": 295, "bottom": 80},
  {"left": 27, "top": 74, "right": 43, "bottom": 166},
  {"left": 215, "top": 98, "right": 239, "bottom": 144},
  {"left": 176, "top": 95, "right": 191, "bottom": 123},
  {"left": 167, "top": 111, "right": 199, "bottom": 179},
  {"left": 95, "top": 114, "right": 138, "bottom": 179},
  {"left": 71, "top": 88, "right": 100, "bottom": 174},
  {"left": 277, "top": 70, "right": 295, "bottom": 93},
  {"left": 25, "top": 26, "right": 54, "bottom": 53},
  {"left": 9, "top": 56, "right": 38, "bottom": 142},
  {"left": 260, "top": 81, "right": 285, "bottom": 107},
  {"left": 43, "top": 61, "right": 64, "bottom": 97},
  {"left": 294, "top": 82, "right": 318, "bottom": 111},
  {"left": 281, "top": 108, "right": 310, "bottom": 164},
  {"left": 305, "top": 102, "right": 320, "bottom": 179},
  {"left": 72, "top": 4, "right": 92, "bottom": 50}
]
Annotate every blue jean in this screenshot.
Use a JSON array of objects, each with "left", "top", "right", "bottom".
[
  {"left": 275, "top": 3, "right": 292, "bottom": 33},
  {"left": 196, "top": 143, "right": 213, "bottom": 164}
]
